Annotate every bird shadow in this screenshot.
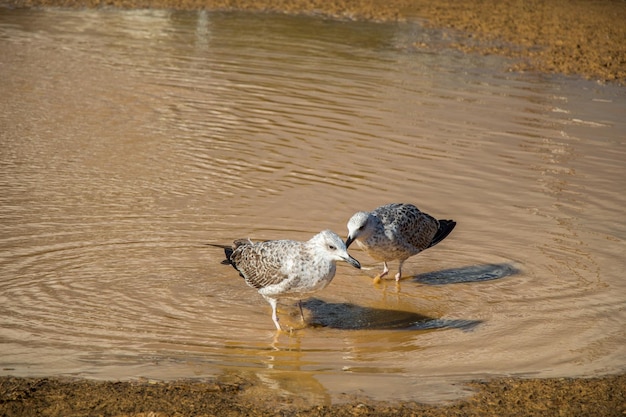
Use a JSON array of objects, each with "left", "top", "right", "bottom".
[
  {"left": 302, "top": 298, "right": 481, "bottom": 331},
  {"left": 411, "top": 263, "right": 520, "bottom": 285}
]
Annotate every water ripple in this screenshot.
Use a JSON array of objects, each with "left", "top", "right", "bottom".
[{"left": 1, "top": 7, "right": 625, "bottom": 404}]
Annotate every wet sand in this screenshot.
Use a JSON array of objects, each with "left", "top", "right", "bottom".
[
  {"left": 4, "top": 0, "right": 626, "bottom": 84},
  {"left": 1, "top": 374, "right": 625, "bottom": 416},
  {"left": 1, "top": 0, "right": 625, "bottom": 415}
]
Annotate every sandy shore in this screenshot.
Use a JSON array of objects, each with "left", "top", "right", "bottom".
[
  {"left": 2, "top": 373, "right": 625, "bottom": 416},
  {"left": 3, "top": 0, "right": 626, "bottom": 84},
  {"left": 1, "top": 0, "right": 625, "bottom": 415}
]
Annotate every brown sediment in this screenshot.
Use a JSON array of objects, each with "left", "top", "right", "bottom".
[
  {"left": 1, "top": 374, "right": 626, "bottom": 416},
  {"left": 3, "top": 0, "right": 626, "bottom": 84},
  {"left": 404, "top": 0, "right": 626, "bottom": 85}
]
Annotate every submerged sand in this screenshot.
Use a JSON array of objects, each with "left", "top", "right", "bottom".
[{"left": 1, "top": 0, "right": 625, "bottom": 415}]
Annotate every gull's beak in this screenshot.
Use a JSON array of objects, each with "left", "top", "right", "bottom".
[
  {"left": 345, "top": 235, "right": 355, "bottom": 249},
  {"left": 344, "top": 253, "right": 361, "bottom": 269}
]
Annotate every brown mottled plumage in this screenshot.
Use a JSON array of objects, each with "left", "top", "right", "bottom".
[
  {"left": 219, "top": 230, "right": 360, "bottom": 330},
  {"left": 345, "top": 203, "right": 456, "bottom": 282}
]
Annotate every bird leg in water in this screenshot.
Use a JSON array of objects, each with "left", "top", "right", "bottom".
[
  {"left": 298, "top": 300, "right": 305, "bottom": 324},
  {"left": 394, "top": 260, "right": 405, "bottom": 281},
  {"left": 268, "top": 298, "right": 281, "bottom": 331},
  {"left": 373, "top": 262, "right": 390, "bottom": 284}
]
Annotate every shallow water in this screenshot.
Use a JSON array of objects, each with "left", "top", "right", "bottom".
[{"left": 0, "top": 8, "right": 625, "bottom": 404}]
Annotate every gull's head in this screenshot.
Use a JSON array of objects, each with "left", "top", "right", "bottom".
[
  {"left": 345, "top": 211, "right": 374, "bottom": 248},
  {"left": 311, "top": 230, "right": 361, "bottom": 269}
]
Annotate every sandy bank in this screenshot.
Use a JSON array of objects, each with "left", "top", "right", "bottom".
[{"left": 3, "top": 0, "right": 626, "bottom": 84}]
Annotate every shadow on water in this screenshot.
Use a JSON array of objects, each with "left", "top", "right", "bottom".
[
  {"left": 412, "top": 263, "right": 520, "bottom": 285},
  {"left": 302, "top": 298, "right": 481, "bottom": 331}
]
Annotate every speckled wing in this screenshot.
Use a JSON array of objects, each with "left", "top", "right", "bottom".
[
  {"left": 229, "top": 240, "right": 297, "bottom": 290},
  {"left": 374, "top": 203, "right": 438, "bottom": 252}
]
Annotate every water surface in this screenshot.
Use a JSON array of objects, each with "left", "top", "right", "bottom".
[{"left": 1, "top": 8, "right": 625, "bottom": 404}]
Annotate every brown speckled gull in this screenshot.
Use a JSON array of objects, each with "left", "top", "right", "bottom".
[
  {"left": 345, "top": 203, "right": 456, "bottom": 282},
  {"left": 218, "top": 230, "right": 360, "bottom": 330}
]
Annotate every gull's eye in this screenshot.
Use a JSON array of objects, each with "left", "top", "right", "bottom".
[{"left": 328, "top": 244, "right": 336, "bottom": 250}]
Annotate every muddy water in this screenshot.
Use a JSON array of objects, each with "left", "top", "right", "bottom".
[{"left": 1, "top": 8, "right": 625, "bottom": 404}]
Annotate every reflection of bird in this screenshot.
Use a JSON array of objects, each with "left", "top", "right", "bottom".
[
  {"left": 217, "top": 230, "right": 361, "bottom": 330},
  {"left": 345, "top": 203, "right": 455, "bottom": 282}
]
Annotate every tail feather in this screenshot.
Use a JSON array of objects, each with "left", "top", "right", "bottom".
[
  {"left": 205, "top": 243, "right": 235, "bottom": 265},
  {"left": 429, "top": 219, "right": 456, "bottom": 248},
  {"left": 222, "top": 247, "right": 234, "bottom": 265},
  {"left": 206, "top": 239, "right": 253, "bottom": 268}
]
